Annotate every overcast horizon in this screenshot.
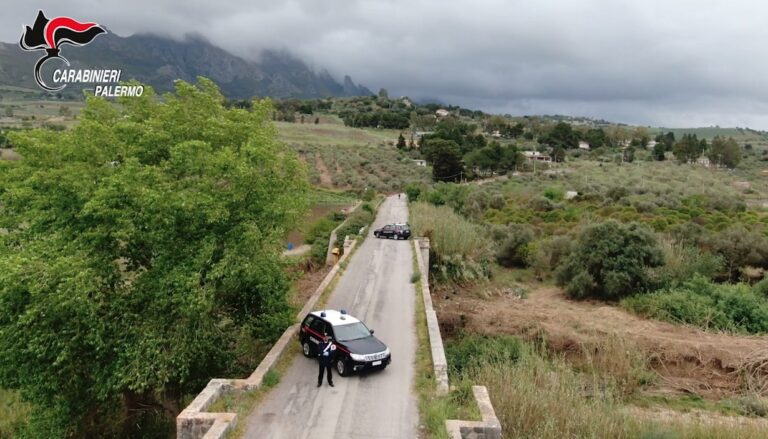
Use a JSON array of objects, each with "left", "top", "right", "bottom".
[{"left": 3, "top": 1, "right": 768, "bottom": 129}]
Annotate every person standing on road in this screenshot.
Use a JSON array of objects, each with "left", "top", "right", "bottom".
[{"left": 317, "top": 334, "right": 336, "bottom": 387}]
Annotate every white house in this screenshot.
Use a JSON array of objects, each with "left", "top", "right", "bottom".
[
  {"left": 578, "top": 141, "right": 590, "bottom": 150},
  {"left": 435, "top": 109, "right": 450, "bottom": 117},
  {"left": 522, "top": 151, "right": 552, "bottom": 162},
  {"left": 647, "top": 140, "right": 658, "bottom": 149},
  {"left": 412, "top": 159, "right": 427, "bottom": 167}
]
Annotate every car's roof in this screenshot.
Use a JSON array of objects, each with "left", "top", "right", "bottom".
[{"left": 310, "top": 309, "right": 361, "bottom": 326}]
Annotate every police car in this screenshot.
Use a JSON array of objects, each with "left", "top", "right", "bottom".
[{"left": 299, "top": 309, "right": 391, "bottom": 376}]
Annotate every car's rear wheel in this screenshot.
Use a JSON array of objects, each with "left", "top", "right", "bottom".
[
  {"left": 374, "top": 231, "right": 379, "bottom": 238},
  {"left": 336, "top": 358, "right": 349, "bottom": 376},
  {"left": 302, "top": 341, "right": 313, "bottom": 358}
]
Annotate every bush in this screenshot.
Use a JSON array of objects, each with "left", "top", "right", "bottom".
[
  {"left": 362, "top": 187, "right": 376, "bottom": 201},
  {"left": 622, "top": 275, "right": 768, "bottom": 334},
  {"left": 446, "top": 334, "right": 522, "bottom": 376},
  {"left": 335, "top": 208, "right": 375, "bottom": 249},
  {"left": 494, "top": 224, "right": 534, "bottom": 268},
  {"left": 754, "top": 277, "right": 768, "bottom": 298},
  {"left": 531, "top": 235, "right": 574, "bottom": 280},
  {"left": 410, "top": 272, "right": 421, "bottom": 284},
  {"left": 405, "top": 183, "right": 422, "bottom": 202},
  {"left": 648, "top": 240, "right": 724, "bottom": 289},
  {"left": 556, "top": 221, "right": 664, "bottom": 300},
  {"left": 706, "top": 226, "right": 768, "bottom": 281},
  {"left": 304, "top": 217, "right": 337, "bottom": 244}
]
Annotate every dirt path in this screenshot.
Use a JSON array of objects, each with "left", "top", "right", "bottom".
[
  {"left": 314, "top": 154, "right": 333, "bottom": 187},
  {"left": 436, "top": 285, "right": 768, "bottom": 399}
]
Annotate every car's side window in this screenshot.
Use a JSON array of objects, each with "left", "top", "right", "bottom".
[
  {"left": 309, "top": 318, "right": 326, "bottom": 335},
  {"left": 303, "top": 315, "right": 314, "bottom": 328}
]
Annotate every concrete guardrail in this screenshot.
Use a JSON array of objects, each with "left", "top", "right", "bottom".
[{"left": 412, "top": 238, "right": 502, "bottom": 439}]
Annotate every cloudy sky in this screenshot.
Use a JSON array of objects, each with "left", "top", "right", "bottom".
[{"left": 4, "top": 1, "right": 768, "bottom": 128}]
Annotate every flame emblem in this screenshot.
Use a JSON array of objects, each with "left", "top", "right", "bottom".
[{"left": 19, "top": 10, "right": 106, "bottom": 91}]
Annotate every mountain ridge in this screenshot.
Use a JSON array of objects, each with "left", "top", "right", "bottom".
[{"left": 0, "top": 32, "right": 373, "bottom": 99}]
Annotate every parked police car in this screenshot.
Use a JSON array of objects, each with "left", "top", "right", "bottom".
[{"left": 299, "top": 309, "right": 391, "bottom": 376}]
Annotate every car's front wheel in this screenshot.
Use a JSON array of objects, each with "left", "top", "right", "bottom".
[
  {"left": 336, "top": 358, "right": 349, "bottom": 376},
  {"left": 302, "top": 341, "right": 313, "bottom": 358}
]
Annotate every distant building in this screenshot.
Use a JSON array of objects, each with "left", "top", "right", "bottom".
[
  {"left": 435, "top": 109, "right": 450, "bottom": 117},
  {"left": 646, "top": 140, "right": 658, "bottom": 149},
  {"left": 696, "top": 157, "right": 711, "bottom": 168},
  {"left": 522, "top": 151, "right": 552, "bottom": 162},
  {"left": 491, "top": 130, "right": 501, "bottom": 138},
  {"left": 578, "top": 141, "right": 590, "bottom": 150},
  {"left": 412, "top": 159, "right": 427, "bottom": 167}
]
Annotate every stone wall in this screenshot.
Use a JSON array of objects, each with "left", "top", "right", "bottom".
[
  {"left": 325, "top": 201, "right": 362, "bottom": 265},
  {"left": 412, "top": 238, "right": 449, "bottom": 395},
  {"left": 412, "top": 238, "right": 502, "bottom": 439}
]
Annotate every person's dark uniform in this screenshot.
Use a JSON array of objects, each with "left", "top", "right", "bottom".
[{"left": 317, "top": 336, "right": 336, "bottom": 387}]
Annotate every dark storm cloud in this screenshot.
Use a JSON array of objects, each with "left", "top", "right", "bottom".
[{"left": 3, "top": 1, "right": 768, "bottom": 128}]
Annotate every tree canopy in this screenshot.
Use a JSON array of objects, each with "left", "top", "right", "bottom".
[
  {"left": 0, "top": 78, "right": 308, "bottom": 436},
  {"left": 708, "top": 136, "right": 741, "bottom": 169},
  {"left": 556, "top": 221, "right": 664, "bottom": 300}
]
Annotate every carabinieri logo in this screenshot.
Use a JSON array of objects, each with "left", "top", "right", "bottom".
[{"left": 20, "top": 10, "right": 106, "bottom": 91}]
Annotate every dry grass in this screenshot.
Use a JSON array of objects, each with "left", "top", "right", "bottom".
[
  {"left": 737, "top": 348, "right": 768, "bottom": 396},
  {"left": 465, "top": 341, "right": 768, "bottom": 439}
]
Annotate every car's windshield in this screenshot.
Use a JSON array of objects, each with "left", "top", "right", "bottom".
[{"left": 333, "top": 322, "right": 371, "bottom": 341}]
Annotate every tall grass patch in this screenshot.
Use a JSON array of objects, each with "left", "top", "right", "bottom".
[{"left": 410, "top": 202, "right": 492, "bottom": 282}]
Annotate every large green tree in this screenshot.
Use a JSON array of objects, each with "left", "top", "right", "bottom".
[
  {"left": 0, "top": 78, "right": 308, "bottom": 436},
  {"left": 542, "top": 122, "right": 578, "bottom": 149},
  {"left": 556, "top": 221, "right": 664, "bottom": 300},
  {"left": 708, "top": 136, "right": 741, "bottom": 169},
  {"left": 673, "top": 133, "right": 705, "bottom": 164},
  {"left": 423, "top": 139, "right": 464, "bottom": 182}
]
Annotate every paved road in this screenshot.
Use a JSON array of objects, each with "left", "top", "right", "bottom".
[{"left": 242, "top": 195, "right": 418, "bottom": 439}]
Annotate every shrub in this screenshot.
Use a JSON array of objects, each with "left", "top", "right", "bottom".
[
  {"left": 335, "top": 208, "right": 375, "bottom": 249},
  {"left": 494, "top": 224, "right": 534, "bottom": 268},
  {"left": 606, "top": 186, "right": 629, "bottom": 201},
  {"left": 410, "top": 272, "right": 421, "bottom": 284},
  {"left": 754, "top": 277, "right": 768, "bottom": 298},
  {"left": 622, "top": 275, "right": 768, "bottom": 334},
  {"left": 531, "top": 235, "right": 575, "bottom": 279},
  {"left": 543, "top": 187, "right": 565, "bottom": 201},
  {"left": 446, "top": 334, "right": 523, "bottom": 376},
  {"left": 706, "top": 226, "right": 768, "bottom": 280},
  {"left": 405, "top": 183, "right": 422, "bottom": 202},
  {"left": 362, "top": 187, "right": 376, "bottom": 201},
  {"left": 304, "top": 217, "right": 337, "bottom": 244},
  {"left": 648, "top": 240, "right": 724, "bottom": 289},
  {"left": 556, "top": 221, "right": 664, "bottom": 300}
]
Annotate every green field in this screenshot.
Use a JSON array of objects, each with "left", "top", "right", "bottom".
[
  {"left": 654, "top": 126, "right": 768, "bottom": 147},
  {"left": 275, "top": 118, "right": 402, "bottom": 147}
]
